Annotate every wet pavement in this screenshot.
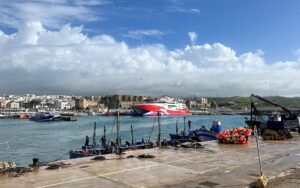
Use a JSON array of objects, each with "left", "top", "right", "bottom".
[
  {"left": 1, "top": 135, "right": 300, "bottom": 188},
  {"left": 268, "top": 168, "right": 300, "bottom": 188}
]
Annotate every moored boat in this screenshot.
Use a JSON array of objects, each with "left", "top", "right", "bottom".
[
  {"left": 169, "top": 120, "right": 222, "bottom": 142},
  {"left": 29, "top": 112, "right": 62, "bottom": 122},
  {"left": 19, "top": 115, "right": 29, "bottom": 119},
  {"left": 245, "top": 94, "right": 300, "bottom": 135},
  {"left": 132, "top": 102, "right": 191, "bottom": 116},
  {"left": 69, "top": 145, "right": 111, "bottom": 159}
]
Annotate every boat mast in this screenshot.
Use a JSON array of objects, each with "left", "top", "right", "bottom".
[
  {"left": 157, "top": 110, "right": 161, "bottom": 147},
  {"left": 184, "top": 116, "right": 186, "bottom": 132},
  {"left": 93, "top": 122, "right": 96, "bottom": 146},
  {"left": 102, "top": 125, "right": 107, "bottom": 148},
  {"left": 116, "top": 110, "right": 120, "bottom": 154},
  {"left": 250, "top": 96, "right": 253, "bottom": 122},
  {"left": 131, "top": 124, "right": 134, "bottom": 145},
  {"left": 176, "top": 120, "right": 178, "bottom": 134}
]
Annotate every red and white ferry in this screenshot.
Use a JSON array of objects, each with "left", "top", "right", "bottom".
[{"left": 131, "top": 97, "right": 192, "bottom": 116}]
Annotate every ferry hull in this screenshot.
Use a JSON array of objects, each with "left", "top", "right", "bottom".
[{"left": 132, "top": 104, "right": 191, "bottom": 116}]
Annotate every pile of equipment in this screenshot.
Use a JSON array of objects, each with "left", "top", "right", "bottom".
[
  {"left": 262, "top": 129, "right": 293, "bottom": 140},
  {"left": 0, "top": 161, "right": 16, "bottom": 172},
  {"left": 217, "top": 128, "right": 252, "bottom": 144}
]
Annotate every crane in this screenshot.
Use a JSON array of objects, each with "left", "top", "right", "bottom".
[
  {"left": 251, "top": 94, "right": 292, "bottom": 117},
  {"left": 248, "top": 94, "right": 299, "bottom": 133}
]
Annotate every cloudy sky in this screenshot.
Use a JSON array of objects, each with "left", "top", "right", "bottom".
[{"left": 1, "top": 0, "right": 300, "bottom": 97}]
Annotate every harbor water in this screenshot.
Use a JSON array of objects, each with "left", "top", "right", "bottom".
[{"left": 0, "top": 115, "right": 247, "bottom": 165}]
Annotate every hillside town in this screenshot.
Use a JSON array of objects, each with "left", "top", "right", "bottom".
[{"left": 0, "top": 94, "right": 211, "bottom": 115}]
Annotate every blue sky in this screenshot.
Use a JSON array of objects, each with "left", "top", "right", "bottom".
[
  {"left": 1, "top": 0, "right": 300, "bottom": 62},
  {"left": 104, "top": 0, "right": 300, "bottom": 62},
  {"left": 1, "top": 0, "right": 300, "bottom": 96}
]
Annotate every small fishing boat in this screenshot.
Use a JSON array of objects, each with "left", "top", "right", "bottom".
[
  {"left": 169, "top": 120, "right": 222, "bottom": 142},
  {"left": 245, "top": 94, "right": 300, "bottom": 135},
  {"left": 19, "top": 115, "right": 29, "bottom": 119},
  {"left": 69, "top": 145, "right": 112, "bottom": 159},
  {"left": 69, "top": 117, "right": 154, "bottom": 159},
  {"left": 69, "top": 122, "right": 111, "bottom": 159}
]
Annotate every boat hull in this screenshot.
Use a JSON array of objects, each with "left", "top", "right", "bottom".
[
  {"left": 69, "top": 151, "right": 95, "bottom": 159},
  {"left": 192, "top": 130, "right": 218, "bottom": 141},
  {"left": 169, "top": 134, "right": 191, "bottom": 142},
  {"left": 170, "top": 130, "right": 218, "bottom": 142},
  {"left": 132, "top": 104, "right": 191, "bottom": 116},
  {"left": 29, "top": 113, "right": 62, "bottom": 122}
]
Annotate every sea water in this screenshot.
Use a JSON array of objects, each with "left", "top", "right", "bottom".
[{"left": 0, "top": 115, "right": 247, "bottom": 165}]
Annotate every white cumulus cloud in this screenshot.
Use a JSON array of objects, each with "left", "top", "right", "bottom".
[
  {"left": 122, "top": 29, "right": 165, "bottom": 39},
  {"left": 1, "top": 21, "right": 300, "bottom": 96},
  {"left": 188, "top": 32, "right": 197, "bottom": 45},
  {"left": 0, "top": 0, "right": 105, "bottom": 29}
]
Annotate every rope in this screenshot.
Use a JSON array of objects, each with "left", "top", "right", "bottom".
[
  {"left": 148, "top": 117, "right": 157, "bottom": 142},
  {"left": 107, "top": 118, "right": 116, "bottom": 145},
  {"left": 254, "top": 125, "right": 263, "bottom": 175},
  {"left": 53, "top": 151, "right": 69, "bottom": 162},
  {"left": 0, "top": 142, "right": 14, "bottom": 163}
]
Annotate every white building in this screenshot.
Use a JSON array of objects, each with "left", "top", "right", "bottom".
[
  {"left": 55, "top": 100, "right": 72, "bottom": 110},
  {"left": 0, "top": 100, "right": 7, "bottom": 108},
  {"left": 7, "top": 101, "right": 20, "bottom": 109}
]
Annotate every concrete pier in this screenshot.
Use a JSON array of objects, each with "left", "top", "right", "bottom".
[{"left": 1, "top": 135, "right": 300, "bottom": 188}]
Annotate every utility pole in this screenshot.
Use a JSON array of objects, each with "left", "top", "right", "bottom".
[{"left": 157, "top": 111, "right": 161, "bottom": 147}]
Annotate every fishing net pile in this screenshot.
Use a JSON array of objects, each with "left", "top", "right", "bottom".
[
  {"left": 217, "top": 128, "right": 252, "bottom": 144},
  {"left": 262, "top": 129, "right": 293, "bottom": 140}
]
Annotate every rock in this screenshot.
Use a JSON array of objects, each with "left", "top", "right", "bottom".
[
  {"left": 137, "top": 154, "right": 156, "bottom": 158},
  {"left": 195, "top": 142, "right": 205, "bottom": 148},
  {"left": 12, "top": 166, "right": 32, "bottom": 177},
  {"left": 46, "top": 164, "right": 60, "bottom": 170},
  {"left": 127, "top": 155, "right": 136, "bottom": 158},
  {"left": 92, "top": 156, "right": 106, "bottom": 161},
  {"left": 181, "top": 142, "right": 196, "bottom": 148}
]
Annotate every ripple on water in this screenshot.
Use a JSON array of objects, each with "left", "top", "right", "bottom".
[{"left": 0, "top": 115, "right": 246, "bottom": 165}]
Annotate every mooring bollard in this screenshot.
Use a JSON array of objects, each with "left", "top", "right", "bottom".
[{"left": 32, "top": 158, "right": 39, "bottom": 166}]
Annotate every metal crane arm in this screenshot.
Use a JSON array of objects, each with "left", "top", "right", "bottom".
[{"left": 251, "top": 94, "right": 292, "bottom": 116}]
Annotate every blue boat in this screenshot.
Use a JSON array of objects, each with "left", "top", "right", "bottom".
[
  {"left": 29, "top": 112, "right": 62, "bottom": 122},
  {"left": 169, "top": 120, "right": 222, "bottom": 142},
  {"left": 69, "top": 145, "right": 112, "bottom": 159}
]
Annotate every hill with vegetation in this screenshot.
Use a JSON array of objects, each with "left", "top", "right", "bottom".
[{"left": 208, "top": 96, "right": 300, "bottom": 110}]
